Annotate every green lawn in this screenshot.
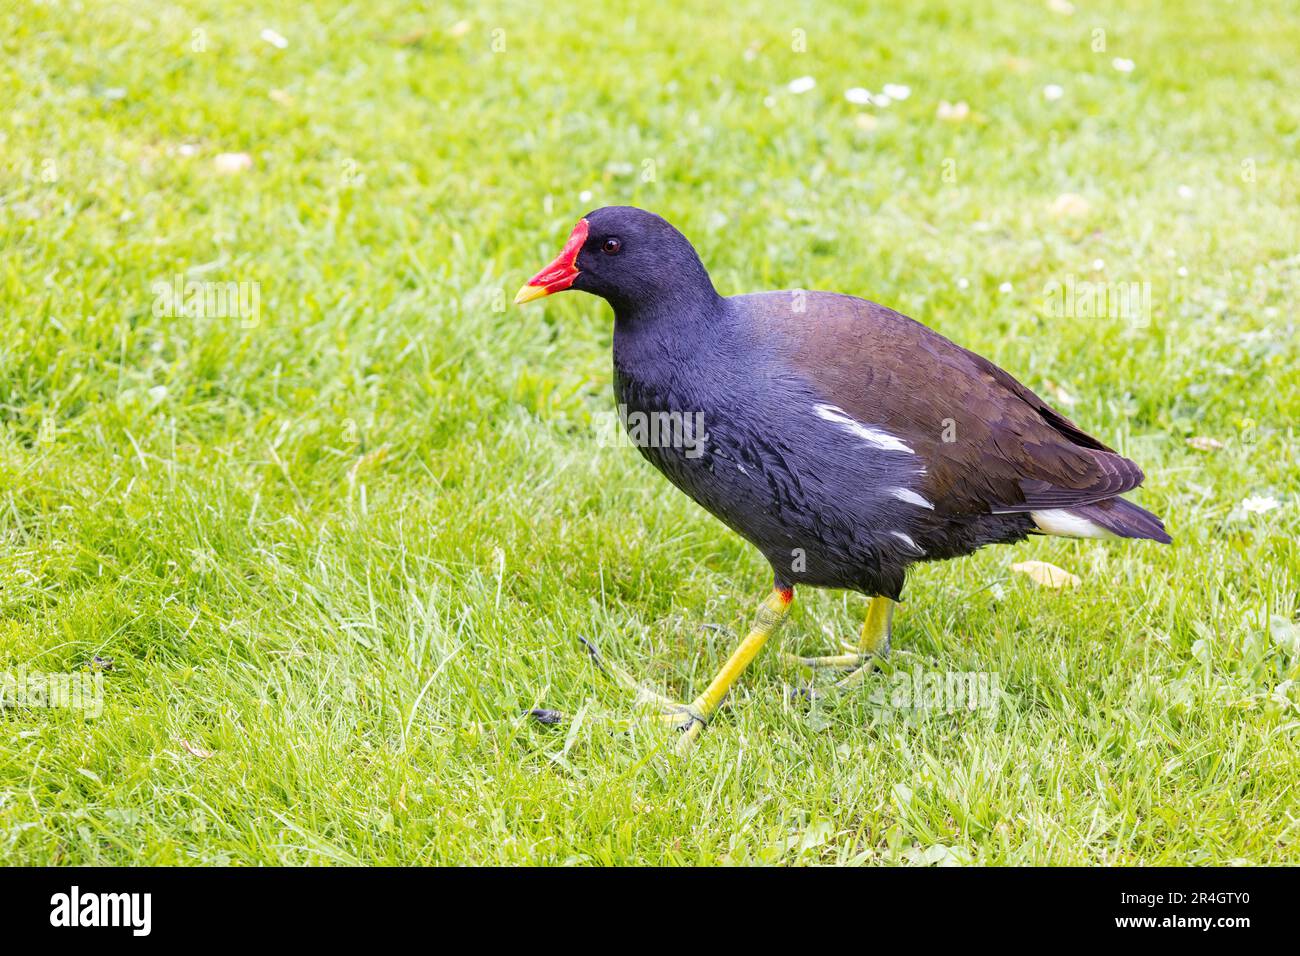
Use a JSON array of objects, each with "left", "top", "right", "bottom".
[{"left": 1, "top": 0, "right": 1297, "bottom": 865}]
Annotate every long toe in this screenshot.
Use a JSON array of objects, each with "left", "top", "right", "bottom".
[
  {"left": 782, "top": 651, "right": 865, "bottom": 670},
  {"left": 833, "top": 658, "right": 885, "bottom": 693}
]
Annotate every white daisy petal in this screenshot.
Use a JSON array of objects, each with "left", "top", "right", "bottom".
[{"left": 1242, "top": 495, "right": 1280, "bottom": 515}]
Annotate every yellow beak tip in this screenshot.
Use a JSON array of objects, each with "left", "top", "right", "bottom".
[{"left": 513, "top": 283, "right": 549, "bottom": 305}]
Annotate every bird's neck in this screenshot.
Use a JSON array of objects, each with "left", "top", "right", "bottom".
[{"left": 611, "top": 293, "right": 741, "bottom": 418}]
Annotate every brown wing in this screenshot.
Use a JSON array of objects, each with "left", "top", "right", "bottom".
[{"left": 741, "top": 292, "right": 1144, "bottom": 516}]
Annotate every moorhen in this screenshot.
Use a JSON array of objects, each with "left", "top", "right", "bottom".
[{"left": 517, "top": 206, "right": 1169, "bottom": 750}]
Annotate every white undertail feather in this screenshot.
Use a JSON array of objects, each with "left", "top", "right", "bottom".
[{"left": 1030, "top": 508, "right": 1118, "bottom": 540}]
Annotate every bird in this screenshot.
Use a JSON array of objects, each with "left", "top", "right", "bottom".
[{"left": 515, "top": 206, "right": 1170, "bottom": 751}]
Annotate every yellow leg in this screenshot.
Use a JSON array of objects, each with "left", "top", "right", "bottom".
[
  {"left": 783, "top": 596, "right": 894, "bottom": 685},
  {"left": 678, "top": 587, "right": 793, "bottom": 749},
  {"left": 858, "top": 596, "right": 894, "bottom": 656},
  {"left": 577, "top": 586, "right": 794, "bottom": 754}
]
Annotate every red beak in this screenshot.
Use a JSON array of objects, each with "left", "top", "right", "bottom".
[{"left": 514, "top": 219, "right": 589, "bottom": 304}]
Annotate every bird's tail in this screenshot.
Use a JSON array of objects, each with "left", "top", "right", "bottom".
[{"left": 1070, "top": 497, "right": 1172, "bottom": 543}]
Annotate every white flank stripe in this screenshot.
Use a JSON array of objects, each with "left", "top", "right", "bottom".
[
  {"left": 890, "top": 530, "right": 923, "bottom": 553},
  {"left": 813, "top": 403, "right": 915, "bottom": 454},
  {"left": 1030, "top": 509, "right": 1118, "bottom": 540},
  {"left": 890, "top": 487, "right": 934, "bottom": 509}
]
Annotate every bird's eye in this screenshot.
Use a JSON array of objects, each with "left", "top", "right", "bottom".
[{"left": 601, "top": 237, "right": 622, "bottom": 255}]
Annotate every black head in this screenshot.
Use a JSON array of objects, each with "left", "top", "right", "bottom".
[{"left": 515, "top": 206, "right": 717, "bottom": 315}]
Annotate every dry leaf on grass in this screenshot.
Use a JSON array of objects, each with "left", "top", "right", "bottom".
[
  {"left": 1049, "top": 192, "right": 1090, "bottom": 219},
  {"left": 1012, "top": 560, "right": 1080, "bottom": 588},
  {"left": 1186, "top": 436, "right": 1223, "bottom": 451},
  {"left": 213, "top": 152, "right": 253, "bottom": 174},
  {"left": 1047, "top": 381, "right": 1077, "bottom": 406},
  {"left": 176, "top": 738, "right": 213, "bottom": 759}
]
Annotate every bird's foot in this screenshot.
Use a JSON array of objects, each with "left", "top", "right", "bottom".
[
  {"left": 526, "top": 639, "right": 714, "bottom": 753},
  {"left": 581, "top": 637, "right": 709, "bottom": 753},
  {"left": 829, "top": 655, "right": 886, "bottom": 693},
  {"left": 781, "top": 630, "right": 890, "bottom": 674},
  {"left": 784, "top": 654, "right": 885, "bottom": 701},
  {"left": 783, "top": 596, "right": 894, "bottom": 696},
  {"left": 531, "top": 589, "right": 794, "bottom": 755},
  {"left": 781, "top": 649, "right": 868, "bottom": 670}
]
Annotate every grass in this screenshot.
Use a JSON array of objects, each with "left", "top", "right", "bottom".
[{"left": 1, "top": 0, "right": 1297, "bottom": 865}]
